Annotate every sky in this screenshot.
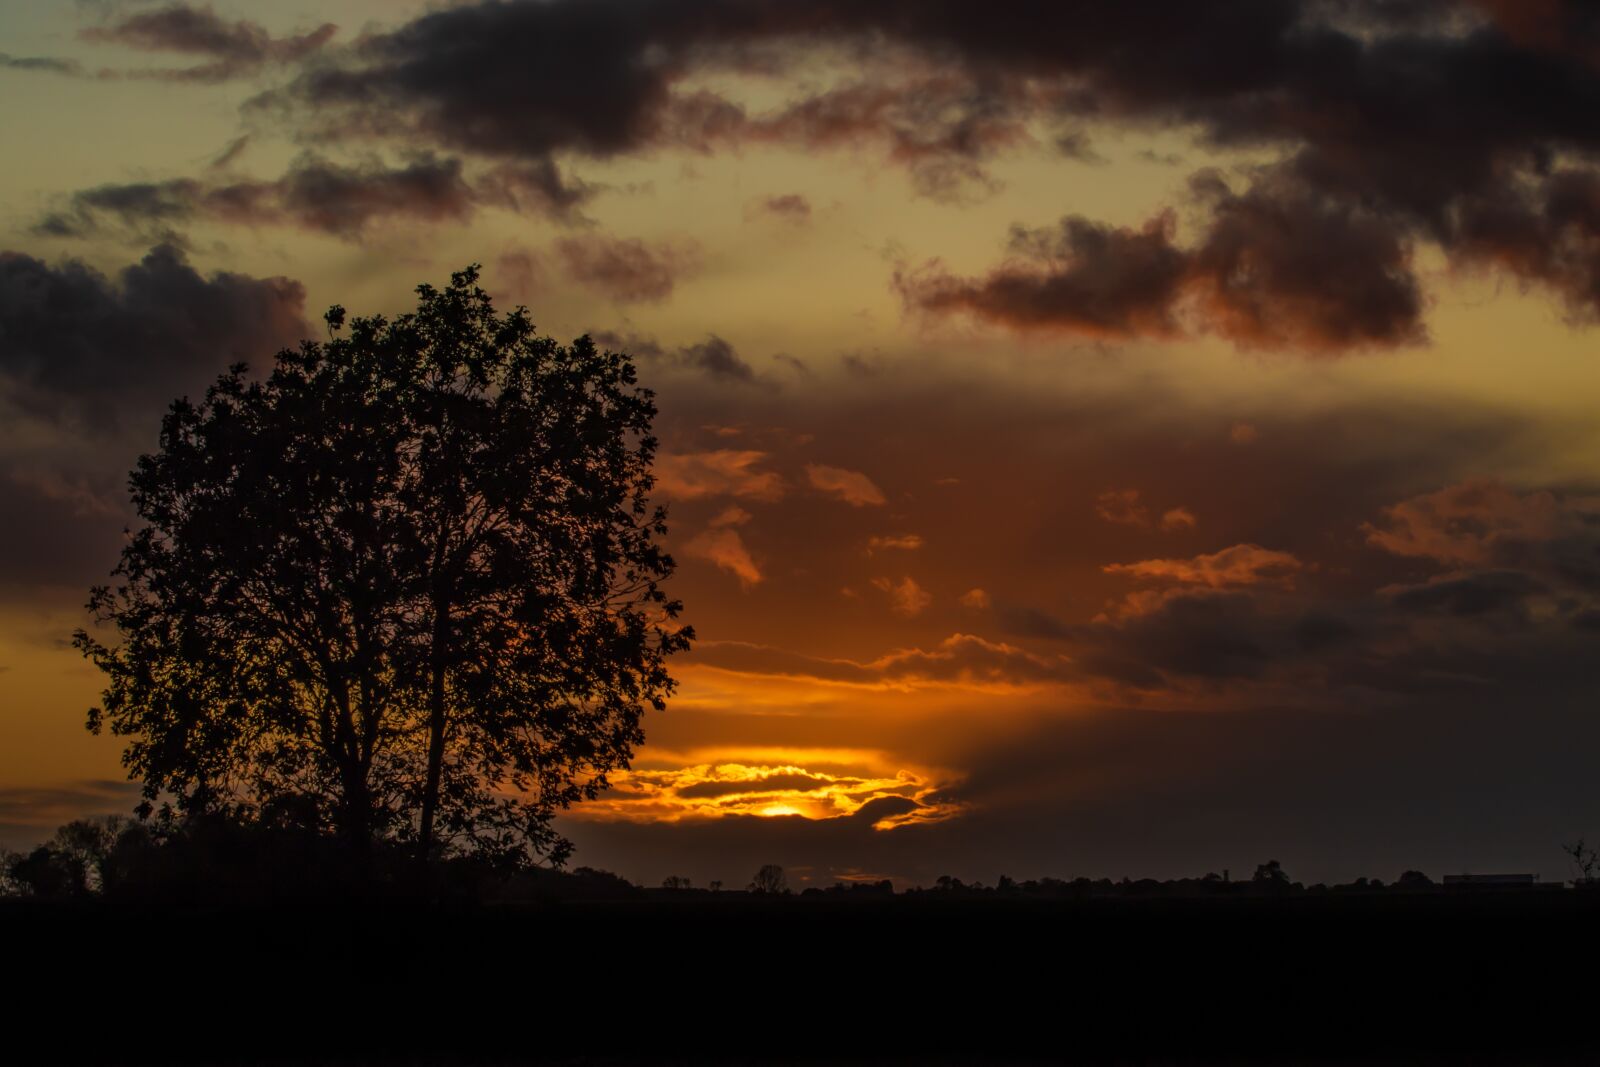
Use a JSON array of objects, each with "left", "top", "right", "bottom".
[{"left": 2, "top": 0, "right": 1599, "bottom": 889}]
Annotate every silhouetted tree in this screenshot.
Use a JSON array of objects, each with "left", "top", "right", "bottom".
[
  {"left": 74, "top": 265, "right": 691, "bottom": 868},
  {"left": 0, "top": 817, "right": 145, "bottom": 897},
  {"left": 1253, "top": 859, "right": 1289, "bottom": 884},
  {"left": 6, "top": 845, "right": 88, "bottom": 898},
  {"left": 1563, "top": 839, "right": 1599, "bottom": 883},
  {"left": 749, "top": 864, "right": 788, "bottom": 894},
  {"left": 661, "top": 875, "right": 692, "bottom": 890}
]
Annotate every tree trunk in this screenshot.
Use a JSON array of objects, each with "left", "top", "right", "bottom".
[
  {"left": 340, "top": 771, "right": 373, "bottom": 878},
  {"left": 417, "top": 596, "right": 450, "bottom": 863}
]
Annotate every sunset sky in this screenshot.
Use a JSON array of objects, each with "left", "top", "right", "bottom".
[{"left": 3, "top": 0, "right": 1599, "bottom": 888}]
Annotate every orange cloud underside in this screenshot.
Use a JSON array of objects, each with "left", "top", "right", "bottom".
[{"left": 575, "top": 747, "right": 963, "bottom": 830}]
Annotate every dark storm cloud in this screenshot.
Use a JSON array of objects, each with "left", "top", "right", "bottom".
[
  {"left": 900, "top": 174, "right": 1428, "bottom": 350},
  {"left": 1186, "top": 173, "right": 1428, "bottom": 351},
  {"left": 0, "top": 248, "right": 310, "bottom": 592},
  {"left": 897, "top": 215, "right": 1190, "bottom": 339},
  {"left": 270, "top": 155, "right": 475, "bottom": 237},
  {"left": 81, "top": 3, "right": 336, "bottom": 83},
  {"left": 237, "top": 0, "right": 1600, "bottom": 348},
  {"left": 0, "top": 244, "right": 307, "bottom": 427},
  {"left": 37, "top": 154, "right": 590, "bottom": 242}
]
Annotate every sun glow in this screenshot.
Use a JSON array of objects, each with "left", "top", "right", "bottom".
[{"left": 575, "top": 748, "right": 964, "bottom": 830}]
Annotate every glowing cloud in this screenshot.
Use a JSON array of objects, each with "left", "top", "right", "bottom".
[
  {"left": 806, "top": 463, "right": 886, "bottom": 506},
  {"left": 1105, "top": 544, "right": 1305, "bottom": 589},
  {"left": 654, "top": 450, "right": 785, "bottom": 501},
  {"left": 1364, "top": 480, "right": 1600, "bottom": 566},
  {"left": 685, "top": 506, "right": 762, "bottom": 587},
  {"left": 872, "top": 575, "right": 932, "bottom": 617},
  {"left": 578, "top": 748, "right": 962, "bottom": 830},
  {"left": 1160, "top": 507, "right": 1197, "bottom": 532}
]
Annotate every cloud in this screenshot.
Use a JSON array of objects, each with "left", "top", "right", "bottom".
[
  {"left": 867, "top": 534, "right": 924, "bottom": 553},
  {"left": 585, "top": 752, "right": 959, "bottom": 830},
  {"left": 871, "top": 633, "right": 1064, "bottom": 684},
  {"left": 897, "top": 214, "right": 1188, "bottom": 339},
  {"left": 653, "top": 450, "right": 784, "bottom": 501},
  {"left": 1386, "top": 569, "right": 1548, "bottom": 618},
  {"left": 806, "top": 463, "right": 887, "bottom": 506},
  {"left": 1364, "top": 480, "right": 1600, "bottom": 567},
  {"left": 1104, "top": 544, "right": 1306, "bottom": 589},
  {"left": 1160, "top": 507, "right": 1197, "bottom": 532},
  {"left": 0, "top": 244, "right": 307, "bottom": 429},
  {"left": 592, "top": 331, "right": 759, "bottom": 384},
  {"left": 872, "top": 576, "right": 932, "bottom": 617},
  {"left": 1072, "top": 589, "right": 1300, "bottom": 686},
  {"left": 0, "top": 53, "right": 84, "bottom": 75},
  {"left": 959, "top": 588, "right": 991, "bottom": 609},
  {"left": 461, "top": 158, "right": 595, "bottom": 222},
  {"left": 690, "top": 633, "right": 1068, "bottom": 689},
  {"left": 1185, "top": 173, "right": 1428, "bottom": 352},
  {"left": 685, "top": 511, "right": 762, "bottom": 588},
  {"left": 36, "top": 154, "right": 569, "bottom": 242},
  {"left": 725, "top": 74, "right": 1031, "bottom": 202},
  {"left": 677, "top": 336, "right": 756, "bottom": 383},
  {"left": 1094, "top": 488, "right": 1149, "bottom": 527},
  {"left": 554, "top": 234, "right": 700, "bottom": 303},
  {"left": 748, "top": 193, "right": 812, "bottom": 222},
  {"left": 900, "top": 177, "right": 1427, "bottom": 352},
  {"left": 229, "top": 0, "right": 1600, "bottom": 343},
  {"left": 82, "top": 3, "right": 336, "bottom": 83},
  {"left": 39, "top": 147, "right": 602, "bottom": 245}
]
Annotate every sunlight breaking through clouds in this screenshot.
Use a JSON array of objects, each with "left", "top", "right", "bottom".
[{"left": 576, "top": 749, "right": 964, "bottom": 830}]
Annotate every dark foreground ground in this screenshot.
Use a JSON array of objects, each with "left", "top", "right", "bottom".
[{"left": 7, "top": 892, "right": 1598, "bottom": 1064}]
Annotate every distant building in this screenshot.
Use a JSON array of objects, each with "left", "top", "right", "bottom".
[{"left": 1441, "top": 873, "right": 1541, "bottom": 889}]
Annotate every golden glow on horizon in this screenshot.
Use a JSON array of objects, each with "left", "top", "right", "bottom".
[{"left": 573, "top": 747, "right": 964, "bottom": 830}]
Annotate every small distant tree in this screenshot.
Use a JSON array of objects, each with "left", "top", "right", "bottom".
[
  {"left": 1253, "top": 859, "right": 1289, "bottom": 884},
  {"left": 1563, "top": 839, "right": 1599, "bottom": 883},
  {"left": 749, "top": 864, "right": 788, "bottom": 894},
  {"left": 661, "top": 875, "right": 692, "bottom": 890},
  {"left": 74, "top": 265, "right": 691, "bottom": 868}
]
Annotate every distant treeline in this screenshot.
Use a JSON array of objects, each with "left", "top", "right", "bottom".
[{"left": 4, "top": 815, "right": 1589, "bottom": 904}]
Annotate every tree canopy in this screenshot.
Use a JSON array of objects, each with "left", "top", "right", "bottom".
[{"left": 74, "top": 265, "right": 691, "bottom": 867}]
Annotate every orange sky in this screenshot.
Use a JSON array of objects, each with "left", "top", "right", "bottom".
[{"left": 2, "top": 0, "right": 1599, "bottom": 887}]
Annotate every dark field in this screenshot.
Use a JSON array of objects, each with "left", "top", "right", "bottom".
[{"left": 8, "top": 892, "right": 1597, "bottom": 1064}]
